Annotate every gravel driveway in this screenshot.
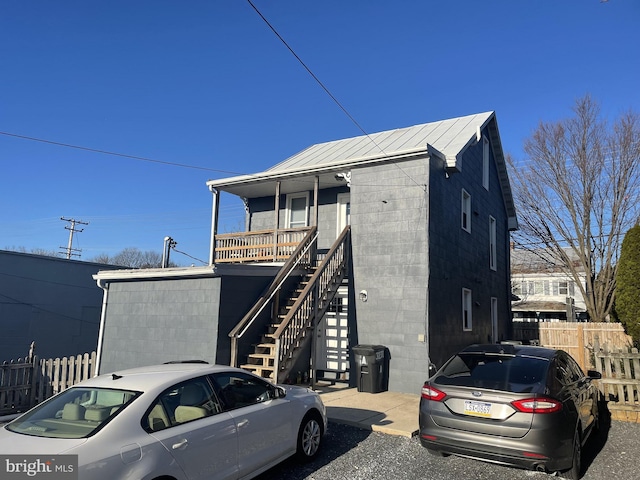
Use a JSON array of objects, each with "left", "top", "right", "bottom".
[{"left": 258, "top": 415, "right": 640, "bottom": 480}]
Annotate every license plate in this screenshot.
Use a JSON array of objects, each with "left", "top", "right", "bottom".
[{"left": 464, "top": 400, "right": 492, "bottom": 417}]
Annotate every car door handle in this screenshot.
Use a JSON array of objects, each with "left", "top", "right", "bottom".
[
  {"left": 172, "top": 439, "right": 188, "bottom": 450},
  {"left": 237, "top": 419, "right": 249, "bottom": 429}
]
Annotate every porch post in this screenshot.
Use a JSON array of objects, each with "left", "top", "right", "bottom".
[
  {"left": 209, "top": 186, "right": 220, "bottom": 265},
  {"left": 313, "top": 175, "right": 319, "bottom": 227},
  {"left": 273, "top": 181, "right": 280, "bottom": 262}
]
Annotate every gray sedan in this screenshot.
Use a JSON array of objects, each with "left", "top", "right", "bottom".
[{"left": 419, "top": 344, "right": 601, "bottom": 479}]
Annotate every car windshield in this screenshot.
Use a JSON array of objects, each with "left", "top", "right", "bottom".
[
  {"left": 6, "top": 387, "right": 141, "bottom": 439},
  {"left": 434, "top": 354, "right": 549, "bottom": 393}
]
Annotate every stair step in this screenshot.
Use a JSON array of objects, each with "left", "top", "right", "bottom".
[
  {"left": 247, "top": 353, "right": 275, "bottom": 364},
  {"left": 256, "top": 343, "right": 276, "bottom": 353},
  {"left": 241, "top": 364, "right": 275, "bottom": 379}
]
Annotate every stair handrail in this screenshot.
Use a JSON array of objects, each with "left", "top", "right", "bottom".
[
  {"left": 229, "top": 226, "right": 318, "bottom": 367},
  {"left": 273, "top": 225, "right": 351, "bottom": 380}
]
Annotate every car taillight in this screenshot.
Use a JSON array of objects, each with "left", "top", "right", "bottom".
[
  {"left": 511, "top": 397, "right": 562, "bottom": 414},
  {"left": 421, "top": 384, "right": 446, "bottom": 401}
]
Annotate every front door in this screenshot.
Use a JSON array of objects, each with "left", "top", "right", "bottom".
[
  {"left": 315, "top": 286, "right": 350, "bottom": 379},
  {"left": 336, "top": 192, "right": 350, "bottom": 237}
]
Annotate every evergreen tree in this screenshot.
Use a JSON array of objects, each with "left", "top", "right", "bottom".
[{"left": 615, "top": 224, "right": 640, "bottom": 346}]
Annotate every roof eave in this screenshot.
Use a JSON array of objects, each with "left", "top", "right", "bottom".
[{"left": 206, "top": 146, "right": 429, "bottom": 191}]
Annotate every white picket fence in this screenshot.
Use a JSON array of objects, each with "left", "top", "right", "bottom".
[{"left": 0, "top": 343, "right": 96, "bottom": 415}]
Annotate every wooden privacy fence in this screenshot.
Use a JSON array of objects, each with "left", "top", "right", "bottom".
[
  {"left": 537, "top": 322, "right": 640, "bottom": 422},
  {"left": 0, "top": 343, "right": 96, "bottom": 416},
  {"left": 538, "top": 322, "right": 633, "bottom": 371}
]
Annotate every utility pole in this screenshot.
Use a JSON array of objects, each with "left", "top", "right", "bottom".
[{"left": 60, "top": 217, "right": 89, "bottom": 259}]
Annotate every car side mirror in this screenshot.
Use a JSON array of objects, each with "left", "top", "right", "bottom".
[{"left": 276, "top": 386, "right": 287, "bottom": 399}]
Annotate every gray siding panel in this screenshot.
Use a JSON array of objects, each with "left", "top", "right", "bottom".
[
  {"left": 350, "top": 158, "right": 431, "bottom": 394},
  {"left": 427, "top": 134, "right": 512, "bottom": 368},
  {"left": 97, "top": 273, "right": 274, "bottom": 374},
  {"left": 99, "top": 277, "right": 222, "bottom": 373}
]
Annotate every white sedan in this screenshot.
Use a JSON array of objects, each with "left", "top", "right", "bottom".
[{"left": 0, "top": 362, "right": 327, "bottom": 479}]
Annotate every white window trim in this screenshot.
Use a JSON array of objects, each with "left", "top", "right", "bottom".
[
  {"left": 482, "top": 135, "right": 490, "bottom": 190},
  {"left": 462, "top": 288, "right": 473, "bottom": 331},
  {"left": 461, "top": 189, "right": 471, "bottom": 233},
  {"left": 491, "top": 297, "right": 498, "bottom": 343},
  {"left": 285, "top": 192, "right": 309, "bottom": 228},
  {"left": 489, "top": 216, "right": 497, "bottom": 271}
]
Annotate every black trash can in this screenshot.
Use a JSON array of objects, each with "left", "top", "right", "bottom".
[{"left": 352, "top": 345, "right": 388, "bottom": 393}]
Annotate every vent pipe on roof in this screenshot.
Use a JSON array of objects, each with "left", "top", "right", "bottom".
[{"left": 162, "top": 236, "right": 176, "bottom": 268}]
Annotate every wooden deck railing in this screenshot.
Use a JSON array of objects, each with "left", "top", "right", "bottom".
[{"left": 215, "top": 227, "right": 312, "bottom": 263}]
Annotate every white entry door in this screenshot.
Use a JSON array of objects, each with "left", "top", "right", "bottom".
[
  {"left": 316, "top": 286, "right": 349, "bottom": 375},
  {"left": 336, "top": 192, "right": 350, "bottom": 236}
]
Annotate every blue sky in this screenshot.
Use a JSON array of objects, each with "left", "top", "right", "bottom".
[{"left": 1, "top": 0, "right": 638, "bottom": 266}]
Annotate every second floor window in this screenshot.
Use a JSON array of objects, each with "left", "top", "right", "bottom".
[
  {"left": 489, "top": 216, "right": 497, "bottom": 271},
  {"left": 461, "top": 189, "right": 471, "bottom": 233},
  {"left": 462, "top": 288, "right": 472, "bottom": 331},
  {"left": 483, "top": 135, "right": 490, "bottom": 190},
  {"left": 286, "top": 193, "right": 309, "bottom": 228}
]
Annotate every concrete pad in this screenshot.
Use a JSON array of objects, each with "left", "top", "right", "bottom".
[{"left": 318, "top": 387, "right": 420, "bottom": 438}]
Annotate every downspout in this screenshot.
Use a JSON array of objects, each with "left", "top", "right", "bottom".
[
  {"left": 310, "top": 175, "right": 319, "bottom": 387},
  {"left": 209, "top": 186, "right": 220, "bottom": 266},
  {"left": 425, "top": 160, "right": 434, "bottom": 375},
  {"left": 94, "top": 277, "right": 109, "bottom": 376}
]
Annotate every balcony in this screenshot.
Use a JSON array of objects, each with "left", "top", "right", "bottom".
[{"left": 214, "top": 227, "right": 312, "bottom": 264}]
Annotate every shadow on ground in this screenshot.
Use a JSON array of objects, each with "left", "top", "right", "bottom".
[
  {"left": 581, "top": 398, "right": 612, "bottom": 476},
  {"left": 255, "top": 421, "right": 372, "bottom": 479}
]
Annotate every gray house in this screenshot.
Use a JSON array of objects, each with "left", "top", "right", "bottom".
[
  {"left": 95, "top": 111, "right": 517, "bottom": 394},
  {"left": 0, "top": 250, "right": 120, "bottom": 361}
]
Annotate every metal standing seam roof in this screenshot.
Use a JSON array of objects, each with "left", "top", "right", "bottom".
[
  {"left": 205, "top": 111, "right": 517, "bottom": 228},
  {"left": 264, "top": 111, "right": 494, "bottom": 173}
]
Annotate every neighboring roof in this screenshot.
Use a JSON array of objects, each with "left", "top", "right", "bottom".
[
  {"left": 512, "top": 300, "right": 585, "bottom": 313},
  {"left": 207, "top": 112, "right": 517, "bottom": 229},
  {"left": 511, "top": 248, "right": 585, "bottom": 274}
]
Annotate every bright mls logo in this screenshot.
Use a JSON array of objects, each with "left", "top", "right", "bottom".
[{"left": 1, "top": 455, "right": 77, "bottom": 479}]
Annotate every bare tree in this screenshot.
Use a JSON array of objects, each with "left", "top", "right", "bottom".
[
  {"left": 110, "top": 247, "right": 164, "bottom": 268},
  {"left": 508, "top": 95, "right": 640, "bottom": 323},
  {"left": 91, "top": 248, "right": 170, "bottom": 268}
]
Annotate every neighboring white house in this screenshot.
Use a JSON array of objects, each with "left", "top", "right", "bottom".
[{"left": 511, "top": 246, "right": 588, "bottom": 323}]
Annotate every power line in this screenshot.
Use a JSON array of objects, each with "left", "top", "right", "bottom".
[
  {"left": 246, "top": 0, "right": 426, "bottom": 192},
  {"left": 0, "top": 130, "right": 244, "bottom": 175}
]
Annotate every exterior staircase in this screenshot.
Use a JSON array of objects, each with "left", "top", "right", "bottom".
[{"left": 230, "top": 225, "right": 351, "bottom": 383}]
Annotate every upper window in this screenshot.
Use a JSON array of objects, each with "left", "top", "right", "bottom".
[
  {"left": 462, "top": 288, "right": 473, "bottom": 331},
  {"left": 554, "top": 280, "right": 575, "bottom": 296},
  {"left": 489, "top": 216, "right": 497, "bottom": 271},
  {"left": 461, "top": 189, "right": 471, "bottom": 233},
  {"left": 482, "top": 135, "right": 490, "bottom": 190},
  {"left": 286, "top": 193, "right": 309, "bottom": 228}
]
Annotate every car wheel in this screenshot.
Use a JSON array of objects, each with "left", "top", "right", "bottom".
[
  {"left": 561, "top": 429, "right": 582, "bottom": 480},
  {"left": 296, "top": 413, "right": 323, "bottom": 461}
]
